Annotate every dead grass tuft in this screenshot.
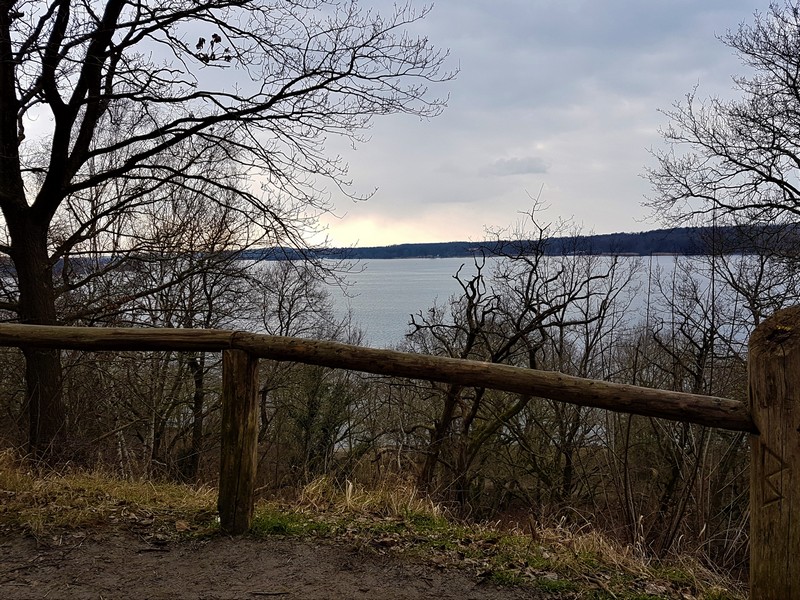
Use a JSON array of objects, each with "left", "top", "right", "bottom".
[
  {"left": 296, "top": 475, "right": 444, "bottom": 519},
  {"left": 0, "top": 449, "right": 216, "bottom": 535}
]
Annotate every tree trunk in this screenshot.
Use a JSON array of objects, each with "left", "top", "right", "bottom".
[
  {"left": 9, "top": 217, "right": 65, "bottom": 460},
  {"left": 186, "top": 352, "right": 205, "bottom": 481},
  {"left": 418, "top": 384, "right": 461, "bottom": 490}
]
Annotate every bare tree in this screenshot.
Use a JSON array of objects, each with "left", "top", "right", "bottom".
[
  {"left": 643, "top": 4, "right": 800, "bottom": 556},
  {"left": 0, "top": 0, "right": 450, "bottom": 458},
  {"left": 407, "top": 211, "right": 638, "bottom": 509},
  {"left": 250, "top": 259, "right": 368, "bottom": 484},
  {"left": 647, "top": 1, "right": 800, "bottom": 228}
]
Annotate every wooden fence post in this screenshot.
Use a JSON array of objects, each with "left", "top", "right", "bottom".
[
  {"left": 749, "top": 306, "right": 800, "bottom": 598},
  {"left": 218, "top": 349, "right": 259, "bottom": 535}
]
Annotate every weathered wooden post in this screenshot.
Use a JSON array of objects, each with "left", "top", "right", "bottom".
[
  {"left": 749, "top": 306, "right": 800, "bottom": 598},
  {"left": 218, "top": 349, "right": 259, "bottom": 534}
]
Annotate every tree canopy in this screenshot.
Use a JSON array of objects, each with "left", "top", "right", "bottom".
[{"left": 0, "top": 0, "right": 451, "bottom": 457}]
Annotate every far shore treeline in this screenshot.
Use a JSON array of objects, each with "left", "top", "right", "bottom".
[{"left": 242, "top": 223, "right": 800, "bottom": 261}]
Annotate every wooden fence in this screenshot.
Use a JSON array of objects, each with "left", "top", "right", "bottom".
[{"left": 1, "top": 306, "right": 798, "bottom": 598}]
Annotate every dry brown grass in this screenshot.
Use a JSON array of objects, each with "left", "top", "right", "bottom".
[
  {"left": 295, "top": 474, "right": 444, "bottom": 517},
  {"left": 0, "top": 449, "right": 216, "bottom": 535},
  {"left": 0, "top": 453, "right": 745, "bottom": 599},
  {"left": 256, "top": 476, "right": 746, "bottom": 599}
]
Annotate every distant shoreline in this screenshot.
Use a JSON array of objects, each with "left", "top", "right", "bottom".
[{"left": 244, "top": 224, "right": 794, "bottom": 260}]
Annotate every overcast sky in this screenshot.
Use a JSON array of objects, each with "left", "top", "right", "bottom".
[{"left": 319, "top": 0, "right": 767, "bottom": 247}]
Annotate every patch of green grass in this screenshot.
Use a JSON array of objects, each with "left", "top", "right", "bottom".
[
  {"left": 404, "top": 511, "right": 449, "bottom": 532},
  {"left": 654, "top": 565, "right": 696, "bottom": 590},
  {"left": 700, "top": 588, "right": 740, "bottom": 600},
  {"left": 535, "top": 577, "right": 579, "bottom": 593},
  {"left": 579, "top": 592, "right": 616, "bottom": 600},
  {"left": 489, "top": 570, "right": 526, "bottom": 586},
  {"left": 575, "top": 549, "right": 602, "bottom": 569},
  {"left": 361, "top": 518, "right": 409, "bottom": 535},
  {"left": 582, "top": 591, "right": 669, "bottom": 600},
  {"left": 250, "top": 508, "right": 332, "bottom": 536}
]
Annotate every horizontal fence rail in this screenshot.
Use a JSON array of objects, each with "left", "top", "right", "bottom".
[{"left": 0, "top": 323, "right": 754, "bottom": 433}]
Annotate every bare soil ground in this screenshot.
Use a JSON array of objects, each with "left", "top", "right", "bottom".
[{"left": 0, "top": 528, "right": 539, "bottom": 600}]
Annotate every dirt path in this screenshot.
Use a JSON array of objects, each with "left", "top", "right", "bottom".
[{"left": 0, "top": 530, "right": 541, "bottom": 600}]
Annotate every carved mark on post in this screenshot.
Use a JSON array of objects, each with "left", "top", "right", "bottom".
[{"left": 761, "top": 441, "right": 788, "bottom": 508}]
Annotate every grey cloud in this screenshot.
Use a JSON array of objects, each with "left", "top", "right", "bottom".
[
  {"left": 429, "top": 0, "right": 758, "bottom": 114},
  {"left": 325, "top": 0, "right": 766, "bottom": 246},
  {"left": 482, "top": 156, "right": 548, "bottom": 176}
]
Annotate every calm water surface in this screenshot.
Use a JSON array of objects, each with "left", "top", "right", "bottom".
[
  {"left": 331, "top": 257, "right": 483, "bottom": 348},
  {"left": 329, "top": 255, "right": 706, "bottom": 348}
]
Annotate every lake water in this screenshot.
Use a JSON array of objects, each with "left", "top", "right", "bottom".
[
  {"left": 330, "top": 257, "right": 484, "bottom": 347},
  {"left": 328, "top": 254, "right": 725, "bottom": 348}
]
